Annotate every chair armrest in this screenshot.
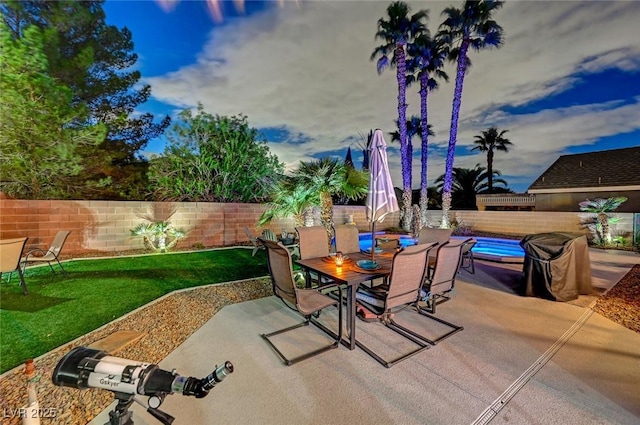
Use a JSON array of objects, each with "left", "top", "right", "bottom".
[{"left": 23, "top": 248, "right": 47, "bottom": 260}]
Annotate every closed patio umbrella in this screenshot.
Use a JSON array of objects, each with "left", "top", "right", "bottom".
[{"left": 366, "top": 129, "right": 399, "bottom": 260}]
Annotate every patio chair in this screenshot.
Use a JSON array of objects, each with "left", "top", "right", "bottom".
[
  {"left": 375, "top": 237, "right": 400, "bottom": 253},
  {"left": 354, "top": 242, "right": 438, "bottom": 368},
  {"left": 418, "top": 227, "right": 452, "bottom": 246},
  {"left": 419, "top": 227, "right": 453, "bottom": 265},
  {"left": 1, "top": 237, "right": 29, "bottom": 295},
  {"left": 244, "top": 226, "right": 263, "bottom": 257},
  {"left": 333, "top": 225, "right": 360, "bottom": 254},
  {"left": 459, "top": 238, "right": 477, "bottom": 274},
  {"left": 416, "top": 239, "right": 469, "bottom": 344},
  {"left": 261, "top": 229, "right": 278, "bottom": 242},
  {"left": 21, "top": 230, "right": 71, "bottom": 276},
  {"left": 296, "top": 226, "right": 334, "bottom": 286},
  {"left": 259, "top": 239, "right": 343, "bottom": 366},
  {"left": 296, "top": 226, "right": 330, "bottom": 259}
]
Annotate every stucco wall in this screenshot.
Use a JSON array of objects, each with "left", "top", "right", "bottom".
[{"left": 0, "top": 199, "right": 633, "bottom": 254}]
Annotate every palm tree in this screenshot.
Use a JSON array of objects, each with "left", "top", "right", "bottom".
[
  {"left": 578, "top": 197, "right": 628, "bottom": 245},
  {"left": 291, "top": 157, "right": 368, "bottom": 244},
  {"left": 406, "top": 31, "right": 449, "bottom": 226},
  {"left": 435, "top": 164, "right": 508, "bottom": 210},
  {"left": 371, "top": 1, "right": 427, "bottom": 231},
  {"left": 258, "top": 178, "right": 319, "bottom": 228},
  {"left": 438, "top": 0, "right": 505, "bottom": 227},
  {"left": 471, "top": 127, "right": 511, "bottom": 193}
]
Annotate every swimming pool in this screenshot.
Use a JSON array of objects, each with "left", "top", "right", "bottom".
[{"left": 357, "top": 233, "right": 525, "bottom": 263}]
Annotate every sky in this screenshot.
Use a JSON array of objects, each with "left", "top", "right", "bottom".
[{"left": 103, "top": 0, "right": 640, "bottom": 193}]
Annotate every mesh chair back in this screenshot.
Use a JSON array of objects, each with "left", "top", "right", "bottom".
[
  {"left": 418, "top": 227, "right": 452, "bottom": 246},
  {"left": 428, "top": 239, "right": 468, "bottom": 295},
  {"left": 0, "top": 238, "right": 28, "bottom": 272},
  {"left": 333, "top": 225, "right": 360, "bottom": 254},
  {"left": 261, "top": 239, "right": 297, "bottom": 305},
  {"left": 47, "top": 231, "right": 71, "bottom": 258},
  {"left": 376, "top": 237, "right": 400, "bottom": 253},
  {"left": 296, "top": 226, "right": 329, "bottom": 259},
  {"left": 385, "top": 243, "right": 436, "bottom": 310}
]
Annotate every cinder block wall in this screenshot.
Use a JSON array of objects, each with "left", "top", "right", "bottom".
[
  {"left": 424, "top": 210, "right": 634, "bottom": 239},
  {"left": 0, "top": 200, "right": 400, "bottom": 254},
  {"left": 1, "top": 198, "right": 632, "bottom": 254}
]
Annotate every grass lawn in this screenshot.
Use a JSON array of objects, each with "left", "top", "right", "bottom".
[{"left": 0, "top": 248, "right": 268, "bottom": 374}]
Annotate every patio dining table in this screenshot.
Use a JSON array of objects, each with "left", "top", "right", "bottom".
[{"left": 295, "top": 252, "right": 392, "bottom": 350}]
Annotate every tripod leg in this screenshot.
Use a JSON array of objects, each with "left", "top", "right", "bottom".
[{"left": 107, "top": 392, "right": 135, "bottom": 425}]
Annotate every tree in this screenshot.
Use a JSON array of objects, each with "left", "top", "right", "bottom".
[
  {"left": 471, "top": 127, "right": 511, "bottom": 193},
  {"left": 435, "top": 165, "right": 508, "bottom": 210},
  {"left": 0, "top": 20, "right": 106, "bottom": 199},
  {"left": 406, "top": 32, "right": 449, "bottom": 226},
  {"left": 389, "top": 116, "right": 433, "bottom": 219},
  {"left": 438, "top": 0, "right": 504, "bottom": 227},
  {"left": 148, "top": 105, "right": 283, "bottom": 202},
  {"left": 371, "top": 1, "right": 427, "bottom": 231},
  {"left": 291, "top": 157, "right": 368, "bottom": 245},
  {"left": 1, "top": 1, "right": 170, "bottom": 199},
  {"left": 258, "top": 179, "right": 319, "bottom": 228},
  {"left": 579, "top": 197, "right": 628, "bottom": 245}
]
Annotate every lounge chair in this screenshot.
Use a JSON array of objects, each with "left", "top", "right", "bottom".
[
  {"left": 1, "top": 237, "right": 29, "bottom": 295},
  {"left": 354, "top": 242, "right": 438, "bottom": 368},
  {"left": 417, "top": 239, "right": 469, "bottom": 344},
  {"left": 21, "top": 230, "right": 71, "bottom": 276},
  {"left": 259, "top": 239, "right": 343, "bottom": 366},
  {"left": 261, "top": 229, "right": 278, "bottom": 242}
]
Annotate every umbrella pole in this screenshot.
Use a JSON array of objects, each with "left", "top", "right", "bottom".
[{"left": 371, "top": 221, "right": 376, "bottom": 261}]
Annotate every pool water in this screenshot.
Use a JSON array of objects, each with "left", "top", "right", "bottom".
[{"left": 357, "top": 233, "right": 524, "bottom": 263}]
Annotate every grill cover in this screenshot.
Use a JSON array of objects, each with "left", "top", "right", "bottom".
[{"left": 519, "top": 232, "right": 592, "bottom": 301}]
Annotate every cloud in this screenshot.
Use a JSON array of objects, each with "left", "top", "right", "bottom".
[{"left": 145, "top": 0, "right": 640, "bottom": 191}]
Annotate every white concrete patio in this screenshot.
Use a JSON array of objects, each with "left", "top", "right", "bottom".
[{"left": 91, "top": 248, "right": 640, "bottom": 425}]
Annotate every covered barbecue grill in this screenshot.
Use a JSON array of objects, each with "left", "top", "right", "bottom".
[{"left": 520, "top": 232, "right": 592, "bottom": 301}]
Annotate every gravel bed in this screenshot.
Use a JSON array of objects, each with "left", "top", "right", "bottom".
[
  {"left": 0, "top": 278, "right": 272, "bottom": 425},
  {"left": 592, "top": 264, "right": 640, "bottom": 333}
]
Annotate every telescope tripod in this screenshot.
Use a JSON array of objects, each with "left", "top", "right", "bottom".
[{"left": 106, "top": 392, "right": 174, "bottom": 425}]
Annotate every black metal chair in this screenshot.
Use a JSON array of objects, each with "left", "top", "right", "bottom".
[{"left": 260, "top": 239, "right": 343, "bottom": 366}]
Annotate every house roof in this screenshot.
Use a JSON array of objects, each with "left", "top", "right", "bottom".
[{"left": 528, "top": 146, "right": 640, "bottom": 192}]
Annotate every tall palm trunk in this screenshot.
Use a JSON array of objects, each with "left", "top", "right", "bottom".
[
  {"left": 395, "top": 44, "right": 412, "bottom": 231},
  {"left": 419, "top": 71, "right": 430, "bottom": 228},
  {"left": 441, "top": 40, "right": 469, "bottom": 229},
  {"left": 487, "top": 149, "right": 494, "bottom": 192},
  {"left": 320, "top": 191, "right": 334, "bottom": 250},
  {"left": 598, "top": 212, "right": 611, "bottom": 244}
]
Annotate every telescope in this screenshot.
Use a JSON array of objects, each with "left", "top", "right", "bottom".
[{"left": 52, "top": 347, "right": 233, "bottom": 425}]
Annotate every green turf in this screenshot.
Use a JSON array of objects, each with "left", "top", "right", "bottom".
[{"left": 0, "top": 248, "right": 268, "bottom": 374}]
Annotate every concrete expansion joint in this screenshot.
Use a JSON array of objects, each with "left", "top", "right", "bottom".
[{"left": 471, "top": 308, "right": 594, "bottom": 425}]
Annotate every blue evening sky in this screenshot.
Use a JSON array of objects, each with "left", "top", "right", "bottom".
[{"left": 103, "top": 0, "right": 640, "bottom": 193}]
